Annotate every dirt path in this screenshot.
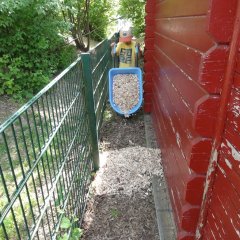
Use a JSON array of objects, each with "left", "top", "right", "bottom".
[
  {"left": 0, "top": 95, "right": 21, "bottom": 125},
  {"left": 82, "top": 106, "right": 162, "bottom": 240}
]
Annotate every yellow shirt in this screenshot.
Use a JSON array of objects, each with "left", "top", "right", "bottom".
[{"left": 116, "top": 41, "right": 136, "bottom": 68}]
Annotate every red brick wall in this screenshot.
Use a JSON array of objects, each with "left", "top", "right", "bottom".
[{"left": 144, "top": 0, "right": 237, "bottom": 239}]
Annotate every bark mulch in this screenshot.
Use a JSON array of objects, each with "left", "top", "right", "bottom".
[{"left": 82, "top": 106, "right": 163, "bottom": 240}]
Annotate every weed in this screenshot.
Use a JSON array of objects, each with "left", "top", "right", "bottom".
[
  {"left": 57, "top": 215, "right": 83, "bottom": 240},
  {"left": 110, "top": 208, "right": 121, "bottom": 219},
  {"left": 103, "top": 108, "right": 113, "bottom": 122}
]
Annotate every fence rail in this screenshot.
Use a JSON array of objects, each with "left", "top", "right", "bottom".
[{"left": 0, "top": 38, "right": 112, "bottom": 239}]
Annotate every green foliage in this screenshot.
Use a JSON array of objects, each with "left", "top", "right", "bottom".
[
  {"left": 0, "top": 0, "right": 77, "bottom": 98},
  {"left": 118, "top": 0, "right": 146, "bottom": 37},
  {"left": 89, "top": 0, "right": 111, "bottom": 41},
  {"left": 60, "top": 0, "right": 112, "bottom": 50},
  {"left": 71, "top": 228, "right": 83, "bottom": 240},
  {"left": 0, "top": 0, "right": 115, "bottom": 99},
  {"left": 59, "top": 45, "right": 77, "bottom": 70},
  {"left": 58, "top": 215, "right": 83, "bottom": 240},
  {"left": 60, "top": 0, "right": 91, "bottom": 51},
  {"left": 60, "top": 217, "right": 72, "bottom": 229}
]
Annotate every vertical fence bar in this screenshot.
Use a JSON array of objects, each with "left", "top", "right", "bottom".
[{"left": 81, "top": 53, "right": 99, "bottom": 171}]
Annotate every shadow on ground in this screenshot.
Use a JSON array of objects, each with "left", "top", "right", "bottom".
[{"left": 99, "top": 107, "right": 146, "bottom": 151}]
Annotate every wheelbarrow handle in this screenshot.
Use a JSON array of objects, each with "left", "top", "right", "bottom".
[
  {"left": 135, "top": 45, "right": 139, "bottom": 67},
  {"left": 113, "top": 44, "right": 117, "bottom": 68},
  {"left": 135, "top": 45, "right": 139, "bottom": 54}
]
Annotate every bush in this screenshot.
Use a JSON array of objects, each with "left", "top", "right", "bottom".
[{"left": 0, "top": 0, "right": 77, "bottom": 99}]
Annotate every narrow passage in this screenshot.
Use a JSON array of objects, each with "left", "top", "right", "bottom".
[{"left": 82, "top": 107, "right": 162, "bottom": 240}]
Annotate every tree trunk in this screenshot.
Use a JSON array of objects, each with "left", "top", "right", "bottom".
[{"left": 62, "top": 0, "right": 91, "bottom": 52}]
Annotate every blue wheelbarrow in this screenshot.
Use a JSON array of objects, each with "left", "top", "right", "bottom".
[
  {"left": 108, "top": 67, "right": 143, "bottom": 116},
  {"left": 109, "top": 43, "right": 143, "bottom": 116}
]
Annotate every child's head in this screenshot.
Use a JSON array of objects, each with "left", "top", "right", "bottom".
[{"left": 119, "top": 27, "right": 132, "bottom": 44}]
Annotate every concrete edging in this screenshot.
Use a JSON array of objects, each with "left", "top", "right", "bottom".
[{"left": 144, "top": 114, "right": 177, "bottom": 240}]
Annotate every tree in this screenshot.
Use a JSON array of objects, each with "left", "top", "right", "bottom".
[
  {"left": 61, "top": 0, "right": 112, "bottom": 51},
  {"left": 0, "top": 0, "right": 113, "bottom": 98},
  {"left": 61, "top": 0, "right": 91, "bottom": 52},
  {"left": 89, "top": 0, "right": 111, "bottom": 41},
  {"left": 118, "top": 0, "right": 145, "bottom": 37}
]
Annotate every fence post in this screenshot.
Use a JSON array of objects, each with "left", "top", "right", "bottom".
[{"left": 81, "top": 53, "right": 99, "bottom": 171}]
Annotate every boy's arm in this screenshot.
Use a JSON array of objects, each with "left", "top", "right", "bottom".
[
  {"left": 115, "top": 42, "right": 121, "bottom": 56},
  {"left": 136, "top": 43, "right": 142, "bottom": 59},
  {"left": 110, "top": 42, "right": 116, "bottom": 56}
]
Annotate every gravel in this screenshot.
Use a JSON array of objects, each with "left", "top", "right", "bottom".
[{"left": 113, "top": 74, "right": 139, "bottom": 114}]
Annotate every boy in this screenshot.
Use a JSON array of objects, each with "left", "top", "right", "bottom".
[{"left": 114, "top": 27, "right": 140, "bottom": 68}]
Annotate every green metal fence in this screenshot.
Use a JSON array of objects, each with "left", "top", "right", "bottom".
[
  {"left": 89, "top": 39, "right": 112, "bottom": 134},
  {"left": 0, "top": 38, "right": 112, "bottom": 240}
]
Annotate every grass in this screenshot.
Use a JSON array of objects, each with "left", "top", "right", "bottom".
[{"left": 0, "top": 112, "right": 52, "bottom": 239}]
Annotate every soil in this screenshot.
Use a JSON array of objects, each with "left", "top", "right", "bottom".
[
  {"left": 99, "top": 108, "right": 146, "bottom": 151},
  {"left": 82, "top": 106, "right": 163, "bottom": 240},
  {"left": 0, "top": 95, "right": 21, "bottom": 125}
]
